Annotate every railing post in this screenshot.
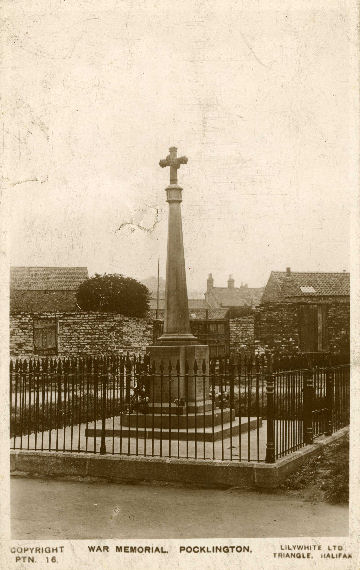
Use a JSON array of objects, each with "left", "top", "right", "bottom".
[
  {"left": 125, "top": 354, "right": 131, "bottom": 404},
  {"left": 265, "top": 356, "right": 275, "bottom": 463},
  {"left": 229, "top": 357, "right": 235, "bottom": 411},
  {"left": 303, "top": 366, "right": 314, "bottom": 445},
  {"left": 325, "top": 366, "right": 334, "bottom": 436},
  {"left": 100, "top": 359, "right": 107, "bottom": 455},
  {"left": 57, "top": 360, "right": 63, "bottom": 428}
]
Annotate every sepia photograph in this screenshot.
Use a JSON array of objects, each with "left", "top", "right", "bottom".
[{"left": 1, "top": 0, "right": 359, "bottom": 568}]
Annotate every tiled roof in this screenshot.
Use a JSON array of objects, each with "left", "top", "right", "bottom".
[
  {"left": 10, "top": 267, "right": 89, "bottom": 291},
  {"left": 264, "top": 271, "right": 349, "bottom": 302}
]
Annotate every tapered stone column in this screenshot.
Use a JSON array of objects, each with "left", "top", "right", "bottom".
[
  {"left": 147, "top": 147, "right": 209, "bottom": 401},
  {"left": 160, "top": 183, "right": 197, "bottom": 343}
]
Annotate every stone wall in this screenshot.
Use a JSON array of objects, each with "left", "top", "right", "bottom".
[
  {"left": 10, "top": 313, "right": 34, "bottom": 356},
  {"left": 254, "top": 303, "right": 300, "bottom": 354},
  {"left": 229, "top": 314, "right": 255, "bottom": 353},
  {"left": 10, "top": 300, "right": 350, "bottom": 359},
  {"left": 327, "top": 302, "right": 350, "bottom": 354},
  {"left": 10, "top": 312, "right": 153, "bottom": 358},
  {"left": 254, "top": 299, "right": 350, "bottom": 355}
]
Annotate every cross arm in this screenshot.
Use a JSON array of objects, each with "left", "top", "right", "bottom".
[
  {"left": 159, "top": 157, "right": 170, "bottom": 168},
  {"left": 159, "top": 147, "right": 188, "bottom": 184}
]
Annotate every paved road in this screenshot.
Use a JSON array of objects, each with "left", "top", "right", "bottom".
[{"left": 11, "top": 477, "right": 348, "bottom": 539}]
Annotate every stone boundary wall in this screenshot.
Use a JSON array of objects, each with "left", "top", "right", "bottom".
[
  {"left": 254, "top": 303, "right": 300, "bottom": 354},
  {"left": 10, "top": 428, "right": 348, "bottom": 489},
  {"left": 10, "top": 313, "right": 34, "bottom": 356},
  {"left": 229, "top": 315, "right": 255, "bottom": 353},
  {"left": 10, "top": 312, "right": 153, "bottom": 358}
]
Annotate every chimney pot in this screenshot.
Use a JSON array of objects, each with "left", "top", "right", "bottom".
[
  {"left": 207, "top": 273, "right": 214, "bottom": 292},
  {"left": 228, "top": 275, "right": 235, "bottom": 289}
]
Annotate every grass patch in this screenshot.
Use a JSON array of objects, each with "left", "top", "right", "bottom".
[
  {"left": 280, "top": 433, "right": 349, "bottom": 504},
  {"left": 10, "top": 394, "right": 126, "bottom": 438}
]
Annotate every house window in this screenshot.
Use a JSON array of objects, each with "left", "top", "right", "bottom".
[
  {"left": 299, "top": 305, "right": 328, "bottom": 352},
  {"left": 33, "top": 318, "right": 58, "bottom": 355}
]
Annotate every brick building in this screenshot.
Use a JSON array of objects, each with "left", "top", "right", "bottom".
[
  {"left": 205, "top": 274, "right": 264, "bottom": 308},
  {"left": 255, "top": 268, "right": 350, "bottom": 355}
]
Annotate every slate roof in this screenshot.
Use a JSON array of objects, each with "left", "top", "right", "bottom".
[
  {"left": 207, "top": 287, "right": 264, "bottom": 307},
  {"left": 262, "top": 271, "right": 350, "bottom": 303},
  {"left": 10, "top": 267, "right": 89, "bottom": 291}
]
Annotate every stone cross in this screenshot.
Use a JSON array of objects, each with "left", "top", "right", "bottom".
[
  {"left": 147, "top": 145, "right": 209, "bottom": 408},
  {"left": 159, "top": 146, "right": 188, "bottom": 185}
]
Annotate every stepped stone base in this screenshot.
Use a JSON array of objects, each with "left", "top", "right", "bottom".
[
  {"left": 122, "top": 408, "right": 235, "bottom": 429},
  {"left": 145, "top": 400, "right": 213, "bottom": 414},
  {"left": 86, "top": 416, "right": 261, "bottom": 442}
]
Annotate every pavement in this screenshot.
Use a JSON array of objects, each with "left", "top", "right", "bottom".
[
  {"left": 11, "top": 417, "right": 268, "bottom": 461},
  {"left": 11, "top": 477, "right": 348, "bottom": 539}
]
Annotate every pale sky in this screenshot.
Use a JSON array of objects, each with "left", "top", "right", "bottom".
[{"left": 4, "top": 1, "right": 352, "bottom": 292}]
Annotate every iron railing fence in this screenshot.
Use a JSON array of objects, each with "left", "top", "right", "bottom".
[
  {"left": 10, "top": 353, "right": 350, "bottom": 463},
  {"left": 312, "top": 363, "right": 349, "bottom": 438},
  {"left": 270, "top": 359, "right": 349, "bottom": 460}
]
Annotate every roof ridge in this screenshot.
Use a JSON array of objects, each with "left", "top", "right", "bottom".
[
  {"left": 11, "top": 266, "right": 88, "bottom": 269},
  {"left": 272, "top": 270, "right": 349, "bottom": 275}
]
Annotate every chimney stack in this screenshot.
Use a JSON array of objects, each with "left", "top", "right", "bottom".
[
  {"left": 228, "top": 274, "right": 235, "bottom": 289},
  {"left": 207, "top": 273, "right": 214, "bottom": 292},
  {"left": 286, "top": 267, "right": 291, "bottom": 276}
]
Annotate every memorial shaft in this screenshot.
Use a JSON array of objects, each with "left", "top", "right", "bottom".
[{"left": 164, "top": 185, "right": 191, "bottom": 336}]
